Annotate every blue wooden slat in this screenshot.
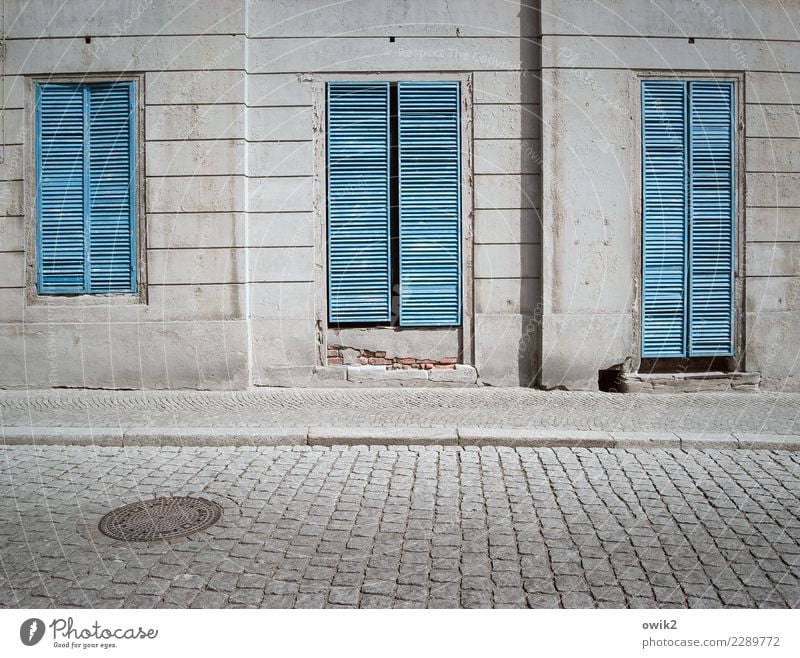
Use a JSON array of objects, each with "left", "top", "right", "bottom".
[
  {"left": 36, "top": 83, "right": 87, "bottom": 293},
  {"left": 88, "top": 82, "right": 135, "bottom": 293},
  {"left": 326, "top": 82, "right": 391, "bottom": 323},
  {"left": 688, "top": 81, "right": 734, "bottom": 356},
  {"left": 641, "top": 80, "right": 688, "bottom": 357},
  {"left": 398, "top": 81, "right": 461, "bottom": 327}
]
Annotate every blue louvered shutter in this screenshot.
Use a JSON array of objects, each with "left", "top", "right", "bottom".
[
  {"left": 398, "top": 81, "right": 461, "bottom": 326},
  {"left": 87, "top": 82, "right": 136, "bottom": 292},
  {"left": 641, "top": 80, "right": 688, "bottom": 357},
  {"left": 36, "top": 81, "right": 135, "bottom": 295},
  {"left": 326, "top": 82, "right": 391, "bottom": 323},
  {"left": 36, "top": 83, "right": 87, "bottom": 293},
  {"left": 688, "top": 81, "right": 734, "bottom": 356}
]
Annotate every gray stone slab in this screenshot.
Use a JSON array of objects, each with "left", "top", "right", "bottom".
[
  {"left": 732, "top": 433, "right": 800, "bottom": 450},
  {"left": 307, "top": 427, "right": 458, "bottom": 446},
  {"left": 122, "top": 427, "right": 308, "bottom": 447},
  {"left": 313, "top": 366, "right": 348, "bottom": 381},
  {"left": 347, "top": 366, "right": 429, "bottom": 382},
  {"left": 609, "top": 431, "right": 681, "bottom": 449},
  {"left": 428, "top": 365, "right": 478, "bottom": 384},
  {"left": 676, "top": 432, "right": 739, "bottom": 450},
  {"left": 1, "top": 427, "right": 124, "bottom": 446},
  {"left": 457, "top": 428, "right": 614, "bottom": 447}
]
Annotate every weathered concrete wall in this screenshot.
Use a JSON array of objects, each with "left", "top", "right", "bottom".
[
  {"left": 4, "top": 0, "right": 798, "bottom": 391},
  {"left": 539, "top": 0, "right": 800, "bottom": 391},
  {"left": 245, "top": 0, "right": 542, "bottom": 387},
  {"left": 743, "top": 70, "right": 800, "bottom": 391},
  {"left": 0, "top": 0, "right": 249, "bottom": 388}
]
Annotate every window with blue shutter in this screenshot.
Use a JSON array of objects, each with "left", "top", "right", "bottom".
[
  {"left": 327, "top": 82, "right": 392, "bottom": 323},
  {"left": 641, "top": 79, "right": 734, "bottom": 358},
  {"left": 326, "top": 81, "right": 461, "bottom": 327},
  {"left": 36, "top": 81, "right": 136, "bottom": 295},
  {"left": 398, "top": 82, "right": 461, "bottom": 326}
]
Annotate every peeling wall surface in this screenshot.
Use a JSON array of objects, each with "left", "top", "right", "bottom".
[{"left": 1, "top": 0, "right": 797, "bottom": 391}]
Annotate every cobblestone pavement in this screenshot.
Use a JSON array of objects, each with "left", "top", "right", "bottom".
[
  {"left": 1, "top": 388, "right": 799, "bottom": 435},
  {"left": 1, "top": 445, "right": 798, "bottom": 609}
]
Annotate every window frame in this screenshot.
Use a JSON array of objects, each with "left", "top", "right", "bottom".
[
  {"left": 326, "top": 80, "right": 462, "bottom": 329},
  {"left": 25, "top": 73, "right": 147, "bottom": 306},
  {"left": 311, "top": 72, "right": 474, "bottom": 366},
  {"left": 631, "top": 71, "right": 745, "bottom": 373}
]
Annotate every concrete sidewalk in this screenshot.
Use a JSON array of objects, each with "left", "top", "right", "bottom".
[{"left": 1, "top": 388, "right": 799, "bottom": 449}]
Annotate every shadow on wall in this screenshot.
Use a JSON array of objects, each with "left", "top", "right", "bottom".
[{"left": 517, "top": 0, "right": 543, "bottom": 386}]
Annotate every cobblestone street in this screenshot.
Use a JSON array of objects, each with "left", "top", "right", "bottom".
[{"left": 1, "top": 445, "right": 798, "bottom": 609}]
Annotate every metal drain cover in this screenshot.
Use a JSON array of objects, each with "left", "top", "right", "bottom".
[{"left": 99, "top": 496, "right": 222, "bottom": 542}]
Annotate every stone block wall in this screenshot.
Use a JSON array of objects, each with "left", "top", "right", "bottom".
[
  {"left": 743, "top": 71, "right": 800, "bottom": 390},
  {"left": 244, "top": 0, "right": 543, "bottom": 387},
  {"left": 0, "top": 0, "right": 250, "bottom": 389},
  {"left": 2, "top": 0, "right": 796, "bottom": 391},
  {"left": 0, "top": 0, "right": 543, "bottom": 389}
]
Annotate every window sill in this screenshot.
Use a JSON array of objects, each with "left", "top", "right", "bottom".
[{"left": 26, "top": 292, "right": 146, "bottom": 307}]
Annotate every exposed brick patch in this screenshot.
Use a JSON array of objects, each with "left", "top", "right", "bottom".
[{"left": 328, "top": 345, "right": 458, "bottom": 369}]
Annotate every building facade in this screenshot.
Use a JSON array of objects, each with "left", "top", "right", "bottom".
[{"left": 0, "top": 0, "right": 798, "bottom": 391}]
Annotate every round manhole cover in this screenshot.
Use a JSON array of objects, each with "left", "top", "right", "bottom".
[{"left": 98, "top": 496, "right": 222, "bottom": 542}]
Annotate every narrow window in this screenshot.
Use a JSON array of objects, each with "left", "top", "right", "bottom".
[
  {"left": 641, "top": 79, "right": 734, "bottom": 358},
  {"left": 36, "top": 81, "right": 136, "bottom": 294},
  {"left": 326, "top": 81, "right": 461, "bottom": 327}
]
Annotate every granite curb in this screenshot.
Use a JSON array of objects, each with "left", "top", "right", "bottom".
[{"left": 2, "top": 426, "right": 800, "bottom": 450}]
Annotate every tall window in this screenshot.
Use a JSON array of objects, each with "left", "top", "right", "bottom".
[
  {"left": 35, "top": 81, "right": 136, "bottom": 295},
  {"left": 641, "top": 79, "right": 735, "bottom": 358},
  {"left": 326, "top": 81, "right": 461, "bottom": 327}
]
